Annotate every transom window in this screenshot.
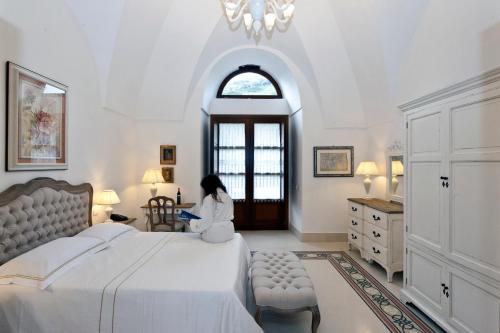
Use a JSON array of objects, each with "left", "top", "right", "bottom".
[{"left": 217, "top": 65, "right": 282, "bottom": 99}]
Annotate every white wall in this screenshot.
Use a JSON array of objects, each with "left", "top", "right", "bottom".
[
  {"left": 299, "top": 94, "right": 368, "bottom": 234},
  {"left": 210, "top": 99, "right": 290, "bottom": 115},
  {"left": 289, "top": 110, "right": 303, "bottom": 232},
  {"left": 0, "top": 0, "right": 138, "bottom": 223}
]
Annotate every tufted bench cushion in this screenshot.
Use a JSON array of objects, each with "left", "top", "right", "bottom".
[{"left": 251, "top": 251, "right": 317, "bottom": 309}]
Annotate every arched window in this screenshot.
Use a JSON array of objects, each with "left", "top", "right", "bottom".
[{"left": 217, "top": 65, "right": 283, "bottom": 99}]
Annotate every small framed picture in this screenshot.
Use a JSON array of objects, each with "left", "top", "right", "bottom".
[
  {"left": 162, "top": 167, "right": 174, "bottom": 183},
  {"left": 313, "top": 146, "right": 354, "bottom": 177},
  {"left": 160, "top": 145, "right": 176, "bottom": 165},
  {"left": 6, "top": 62, "right": 68, "bottom": 171}
]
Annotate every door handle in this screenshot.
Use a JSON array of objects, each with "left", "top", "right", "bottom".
[
  {"left": 351, "top": 220, "right": 358, "bottom": 226},
  {"left": 351, "top": 234, "right": 357, "bottom": 240},
  {"left": 351, "top": 207, "right": 358, "bottom": 212},
  {"left": 372, "top": 247, "right": 381, "bottom": 254},
  {"left": 372, "top": 215, "right": 381, "bottom": 221},
  {"left": 372, "top": 231, "right": 381, "bottom": 238}
]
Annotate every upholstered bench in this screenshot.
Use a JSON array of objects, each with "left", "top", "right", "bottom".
[{"left": 251, "top": 251, "right": 320, "bottom": 333}]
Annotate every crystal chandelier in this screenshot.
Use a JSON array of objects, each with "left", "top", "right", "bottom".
[{"left": 222, "top": 0, "right": 295, "bottom": 35}]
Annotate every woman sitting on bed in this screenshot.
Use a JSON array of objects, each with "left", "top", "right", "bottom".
[{"left": 190, "top": 174, "right": 235, "bottom": 243}]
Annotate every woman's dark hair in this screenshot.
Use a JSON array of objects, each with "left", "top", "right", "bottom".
[{"left": 200, "top": 174, "right": 227, "bottom": 201}]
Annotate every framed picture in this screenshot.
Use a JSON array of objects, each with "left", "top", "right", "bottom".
[
  {"left": 6, "top": 62, "right": 68, "bottom": 171},
  {"left": 160, "top": 145, "right": 176, "bottom": 165},
  {"left": 313, "top": 146, "right": 354, "bottom": 177},
  {"left": 162, "top": 167, "right": 174, "bottom": 183}
]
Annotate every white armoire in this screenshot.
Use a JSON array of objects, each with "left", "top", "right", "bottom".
[{"left": 400, "top": 68, "right": 500, "bottom": 333}]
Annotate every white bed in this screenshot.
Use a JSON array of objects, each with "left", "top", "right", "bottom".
[
  {"left": 0, "top": 231, "right": 262, "bottom": 333},
  {"left": 0, "top": 178, "right": 262, "bottom": 333}
]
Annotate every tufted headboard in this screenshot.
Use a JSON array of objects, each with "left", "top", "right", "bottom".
[{"left": 0, "top": 178, "right": 93, "bottom": 265}]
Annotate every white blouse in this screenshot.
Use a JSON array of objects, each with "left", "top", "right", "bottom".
[{"left": 190, "top": 188, "right": 235, "bottom": 243}]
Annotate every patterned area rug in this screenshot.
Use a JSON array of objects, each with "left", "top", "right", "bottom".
[{"left": 292, "top": 251, "right": 436, "bottom": 333}]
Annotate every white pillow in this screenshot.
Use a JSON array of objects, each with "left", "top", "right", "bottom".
[
  {"left": 76, "top": 222, "right": 135, "bottom": 243},
  {"left": 0, "top": 236, "right": 106, "bottom": 289}
]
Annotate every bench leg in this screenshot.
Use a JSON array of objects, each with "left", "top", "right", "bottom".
[
  {"left": 311, "top": 305, "right": 321, "bottom": 333},
  {"left": 254, "top": 306, "right": 262, "bottom": 326}
]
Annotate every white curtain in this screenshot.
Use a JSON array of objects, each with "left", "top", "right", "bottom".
[
  {"left": 253, "top": 124, "right": 283, "bottom": 200},
  {"left": 215, "top": 123, "right": 284, "bottom": 201},
  {"left": 217, "top": 124, "right": 246, "bottom": 200}
]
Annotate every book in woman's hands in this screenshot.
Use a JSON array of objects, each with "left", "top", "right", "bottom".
[{"left": 178, "top": 210, "right": 201, "bottom": 220}]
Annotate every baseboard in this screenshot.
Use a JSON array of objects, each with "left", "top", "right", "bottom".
[{"left": 289, "top": 224, "right": 347, "bottom": 242}]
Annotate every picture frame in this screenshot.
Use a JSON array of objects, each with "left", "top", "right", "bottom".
[
  {"left": 160, "top": 145, "right": 176, "bottom": 165},
  {"left": 162, "top": 167, "right": 174, "bottom": 183},
  {"left": 313, "top": 146, "right": 354, "bottom": 177},
  {"left": 6, "top": 62, "right": 68, "bottom": 171}
]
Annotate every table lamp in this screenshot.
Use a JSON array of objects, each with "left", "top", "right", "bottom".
[
  {"left": 95, "top": 190, "right": 121, "bottom": 223},
  {"left": 355, "top": 161, "right": 379, "bottom": 197},
  {"left": 391, "top": 160, "right": 404, "bottom": 193},
  {"left": 142, "top": 169, "right": 165, "bottom": 197}
]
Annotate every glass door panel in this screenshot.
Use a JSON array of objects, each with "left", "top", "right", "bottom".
[
  {"left": 214, "top": 123, "right": 246, "bottom": 200},
  {"left": 253, "top": 123, "right": 284, "bottom": 200}
]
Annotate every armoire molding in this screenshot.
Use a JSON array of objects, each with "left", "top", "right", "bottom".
[{"left": 399, "top": 66, "right": 500, "bottom": 112}]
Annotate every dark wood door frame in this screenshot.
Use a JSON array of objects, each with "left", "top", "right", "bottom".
[{"left": 210, "top": 115, "right": 289, "bottom": 230}]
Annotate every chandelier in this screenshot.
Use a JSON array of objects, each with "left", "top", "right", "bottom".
[{"left": 222, "top": 0, "right": 295, "bottom": 35}]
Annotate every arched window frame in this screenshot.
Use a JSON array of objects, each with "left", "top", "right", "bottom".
[{"left": 216, "top": 65, "right": 283, "bottom": 99}]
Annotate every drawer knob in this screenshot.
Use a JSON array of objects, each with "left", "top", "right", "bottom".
[
  {"left": 351, "top": 220, "right": 358, "bottom": 226},
  {"left": 351, "top": 207, "right": 358, "bottom": 212},
  {"left": 372, "top": 247, "right": 381, "bottom": 254},
  {"left": 372, "top": 231, "right": 381, "bottom": 238},
  {"left": 351, "top": 234, "right": 357, "bottom": 240},
  {"left": 372, "top": 215, "right": 381, "bottom": 221}
]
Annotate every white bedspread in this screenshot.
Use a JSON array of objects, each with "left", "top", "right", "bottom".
[{"left": 0, "top": 232, "right": 262, "bottom": 333}]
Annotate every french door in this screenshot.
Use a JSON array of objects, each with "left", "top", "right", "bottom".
[{"left": 211, "top": 115, "right": 288, "bottom": 230}]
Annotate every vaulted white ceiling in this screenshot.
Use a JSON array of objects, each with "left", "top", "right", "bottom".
[{"left": 63, "top": 0, "right": 500, "bottom": 127}]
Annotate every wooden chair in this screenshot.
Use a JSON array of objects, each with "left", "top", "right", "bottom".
[{"left": 147, "top": 196, "right": 185, "bottom": 232}]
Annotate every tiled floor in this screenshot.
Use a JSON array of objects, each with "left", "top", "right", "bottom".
[{"left": 240, "top": 230, "right": 405, "bottom": 333}]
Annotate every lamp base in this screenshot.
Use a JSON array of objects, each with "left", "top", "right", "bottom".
[
  {"left": 363, "top": 176, "right": 372, "bottom": 198},
  {"left": 150, "top": 185, "right": 158, "bottom": 198},
  {"left": 104, "top": 206, "right": 113, "bottom": 223}
]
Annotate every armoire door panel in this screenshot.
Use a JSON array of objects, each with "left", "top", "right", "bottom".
[
  {"left": 451, "top": 98, "right": 500, "bottom": 153},
  {"left": 409, "top": 112, "right": 441, "bottom": 156},
  {"left": 407, "top": 247, "right": 445, "bottom": 314},
  {"left": 450, "top": 161, "right": 500, "bottom": 281},
  {"left": 409, "top": 162, "right": 442, "bottom": 250},
  {"left": 448, "top": 268, "right": 500, "bottom": 333}
]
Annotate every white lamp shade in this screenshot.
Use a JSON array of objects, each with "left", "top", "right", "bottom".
[
  {"left": 392, "top": 160, "right": 404, "bottom": 176},
  {"left": 142, "top": 169, "right": 164, "bottom": 184},
  {"left": 265, "top": 13, "right": 276, "bottom": 31},
  {"left": 243, "top": 13, "right": 253, "bottom": 30},
  {"left": 283, "top": 3, "right": 295, "bottom": 19},
  {"left": 253, "top": 19, "right": 262, "bottom": 34},
  {"left": 95, "top": 190, "right": 121, "bottom": 205},
  {"left": 356, "top": 161, "right": 379, "bottom": 176}
]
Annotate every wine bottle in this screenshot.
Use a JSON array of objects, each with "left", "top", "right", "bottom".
[{"left": 176, "top": 188, "right": 181, "bottom": 205}]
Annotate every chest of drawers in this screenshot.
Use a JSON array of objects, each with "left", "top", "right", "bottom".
[{"left": 347, "top": 198, "right": 404, "bottom": 282}]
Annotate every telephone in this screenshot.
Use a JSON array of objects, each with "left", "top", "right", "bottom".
[{"left": 110, "top": 214, "right": 129, "bottom": 222}]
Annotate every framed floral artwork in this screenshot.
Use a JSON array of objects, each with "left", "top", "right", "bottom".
[
  {"left": 313, "top": 146, "right": 354, "bottom": 177},
  {"left": 160, "top": 145, "right": 176, "bottom": 165},
  {"left": 6, "top": 62, "right": 68, "bottom": 171}
]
